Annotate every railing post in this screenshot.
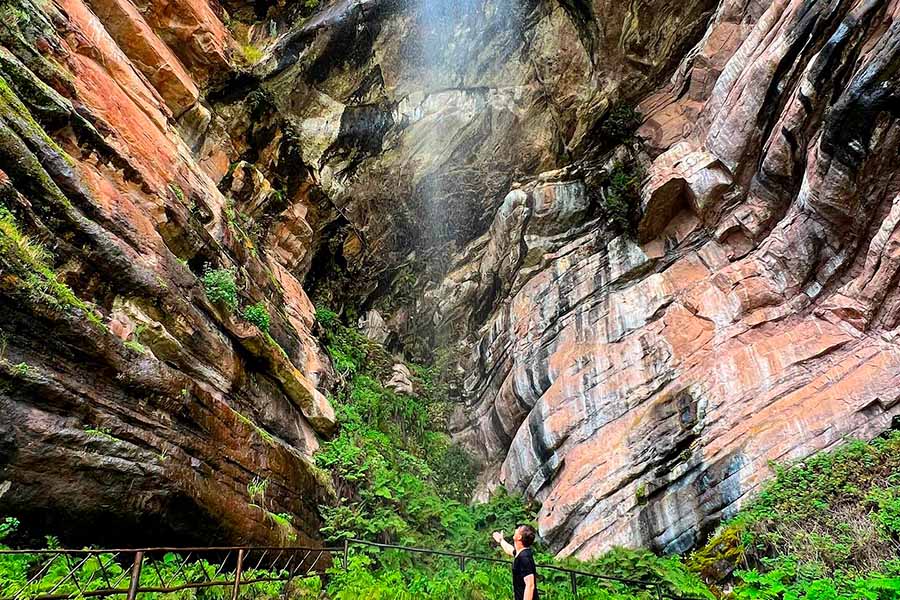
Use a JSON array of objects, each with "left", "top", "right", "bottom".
[
  {"left": 343, "top": 539, "right": 349, "bottom": 570},
  {"left": 459, "top": 556, "right": 465, "bottom": 571},
  {"left": 126, "top": 551, "right": 143, "bottom": 600},
  {"left": 570, "top": 571, "right": 577, "bottom": 599},
  {"left": 655, "top": 584, "right": 663, "bottom": 600},
  {"left": 232, "top": 549, "right": 245, "bottom": 600}
]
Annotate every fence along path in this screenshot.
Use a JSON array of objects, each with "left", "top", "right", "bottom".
[{"left": 0, "top": 539, "right": 707, "bottom": 599}]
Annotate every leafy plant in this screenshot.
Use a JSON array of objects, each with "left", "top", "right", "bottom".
[
  {"left": 244, "top": 301, "right": 272, "bottom": 333},
  {"left": 602, "top": 161, "right": 642, "bottom": 234},
  {"left": 598, "top": 104, "right": 642, "bottom": 143},
  {"left": 124, "top": 339, "right": 147, "bottom": 354},
  {"left": 202, "top": 267, "right": 238, "bottom": 312},
  {"left": 0, "top": 517, "right": 19, "bottom": 542},
  {"left": 689, "top": 433, "right": 900, "bottom": 598},
  {"left": 248, "top": 477, "right": 269, "bottom": 505},
  {"left": 10, "top": 362, "right": 29, "bottom": 376}
]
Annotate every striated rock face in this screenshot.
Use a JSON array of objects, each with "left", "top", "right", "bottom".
[
  {"left": 2, "top": 0, "right": 900, "bottom": 561},
  {"left": 446, "top": 0, "right": 900, "bottom": 557},
  {"left": 0, "top": 0, "right": 332, "bottom": 546}
]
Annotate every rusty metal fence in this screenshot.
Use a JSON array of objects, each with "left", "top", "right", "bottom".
[{"left": 0, "top": 539, "right": 707, "bottom": 600}]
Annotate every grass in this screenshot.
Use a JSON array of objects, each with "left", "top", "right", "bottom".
[
  {"left": 233, "top": 408, "right": 278, "bottom": 446},
  {"left": 0, "top": 207, "right": 104, "bottom": 328},
  {"left": 248, "top": 476, "right": 270, "bottom": 505},
  {"left": 83, "top": 426, "right": 118, "bottom": 442}
]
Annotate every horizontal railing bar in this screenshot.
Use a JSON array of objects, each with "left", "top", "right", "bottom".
[
  {"left": 348, "top": 539, "right": 658, "bottom": 587},
  {"left": 0, "top": 546, "right": 342, "bottom": 555},
  {"left": 347, "top": 539, "right": 508, "bottom": 565},
  {"left": 0, "top": 539, "right": 706, "bottom": 600}
]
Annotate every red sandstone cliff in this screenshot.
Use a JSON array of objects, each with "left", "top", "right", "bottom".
[{"left": 1, "top": 0, "right": 899, "bottom": 556}]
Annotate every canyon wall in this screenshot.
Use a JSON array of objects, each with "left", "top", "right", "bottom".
[
  {"left": 0, "top": 0, "right": 333, "bottom": 545},
  {"left": 1, "top": 0, "right": 900, "bottom": 558},
  {"left": 444, "top": 0, "right": 900, "bottom": 556}
]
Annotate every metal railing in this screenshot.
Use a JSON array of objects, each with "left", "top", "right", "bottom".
[
  {"left": 344, "top": 539, "right": 706, "bottom": 600},
  {"left": 0, "top": 546, "right": 335, "bottom": 600},
  {"left": 0, "top": 539, "right": 707, "bottom": 600}
]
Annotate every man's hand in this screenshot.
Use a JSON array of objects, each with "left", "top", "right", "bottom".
[{"left": 493, "top": 530, "right": 515, "bottom": 557}]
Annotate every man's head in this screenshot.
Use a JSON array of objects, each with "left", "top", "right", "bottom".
[{"left": 513, "top": 525, "right": 536, "bottom": 549}]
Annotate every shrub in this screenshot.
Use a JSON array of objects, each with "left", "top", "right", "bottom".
[
  {"left": 243, "top": 301, "right": 271, "bottom": 333},
  {"left": 602, "top": 161, "right": 642, "bottom": 233},
  {"left": 598, "top": 104, "right": 642, "bottom": 142},
  {"left": 202, "top": 267, "right": 238, "bottom": 311},
  {"left": 690, "top": 432, "right": 900, "bottom": 598}
]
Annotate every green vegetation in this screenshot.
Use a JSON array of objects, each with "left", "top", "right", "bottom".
[
  {"left": 124, "top": 324, "right": 149, "bottom": 355},
  {"left": 241, "top": 44, "right": 264, "bottom": 64},
  {"left": 602, "top": 161, "right": 643, "bottom": 234},
  {"left": 202, "top": 266, "right": 238, "bottom": 312},
  {"left": 10, "top": 362, "right": 29, "bottom": 376},
  {"left": 0, "top": 517, "right": 318, "bottom": 599},
  {"left": 168, "top": 183, "right": 186, "bottom": 204},
  {"left": 244, "top": 301, "right": 272, "bottom": 333},
  {"left": 598, "top": 104, "right": 642, "bottom": 143},
  {"left": 234, "top": 408, "right": 277, "bottom": 446},
  {"left": 313, "top": 310, "right": 711, "bottom": 599},
  {"left": 124, "top": 339, "right": 147, "bottom": 354},
  {"left": 0, "top": 207, "right": 104, "bottom": 328},
  {"left": 223, "top": 198, "right": 260, "bottom": 256},
  {"left": 267, "top": 511, "right": 299, "bottom": 544},
  {"left": 248, "top": 476, "right": 270, "bottom": 505},
  {"left": 84, "top": 426, "right": 117, "bottom": 442},
  {"left": 688, "top": 433, "right": 900, "bottom": 599}
]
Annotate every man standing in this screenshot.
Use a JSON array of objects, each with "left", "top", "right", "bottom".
[{"left": 493, "top": 526, "right": 540, "bottom": 600}]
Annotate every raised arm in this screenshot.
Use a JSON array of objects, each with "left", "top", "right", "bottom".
[{"left": 492, "top": 531, "right": 515, "bottom": 557}]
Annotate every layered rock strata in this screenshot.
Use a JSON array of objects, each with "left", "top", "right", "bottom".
[
  {"left": 0, "top": 0, "right": 333, "bottom": 545},
  {"left": 2, "top": 0, "right": 900, "bottom": 559},
  {"left": 448, "top": 0, "right": 900, "bottom": 556}
]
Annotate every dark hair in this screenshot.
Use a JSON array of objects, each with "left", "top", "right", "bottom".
[{"left": 518, "top": 525, "right": 536, "bottom": 548}]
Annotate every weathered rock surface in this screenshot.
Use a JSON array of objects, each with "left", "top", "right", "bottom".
[
  {"left": 447, "top": 0, "right": 900, "bottom": 557},
  {"left": 3, "top": 0, "right": 900, "bottom": 561},
  {"left": 0, "top": 0, "right": 331, "bottom": 546}
]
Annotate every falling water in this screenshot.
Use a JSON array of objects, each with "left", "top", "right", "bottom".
[{"left": 403, "top": 0, "right": 527, "bottom": 271}]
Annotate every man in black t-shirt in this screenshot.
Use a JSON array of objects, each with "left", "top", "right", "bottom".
[{"left": 493, "top": 525, "right": 540, "bottom": 600}]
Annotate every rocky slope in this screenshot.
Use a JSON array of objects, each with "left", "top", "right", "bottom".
[{"left": 1, "top": 0, "right": 899, "bottom": 558}]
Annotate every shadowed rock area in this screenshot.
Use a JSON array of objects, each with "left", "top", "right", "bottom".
[{"left": 0, "top": 0, "right": 899, "bottom": 559}]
